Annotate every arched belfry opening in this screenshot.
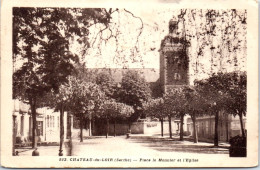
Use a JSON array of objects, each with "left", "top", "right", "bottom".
[{"left": 159, "top": 17, "right": 189, "bottom": 94}]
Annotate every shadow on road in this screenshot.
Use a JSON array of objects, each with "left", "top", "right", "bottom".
[{"left": 127, "top": 136, "right": 229, "bottom": 154}]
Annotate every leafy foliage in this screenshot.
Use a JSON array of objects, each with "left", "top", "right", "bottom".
[
  {"left": 195, "top": 71, "right": 247, "bottom": 141},
  {"left": 195, "top": 71, "right": 246, "bottom": 114},
  {"left": 100, "top": 99, "right": 134, "bottom": 119},
  {"left": 222, "top": 72, "right": 247, "bottom": 117},
  {"left": 118, "top": 70, "right": 152, "bottom": 121},
  {"left": 95, "top": 71, "right": 118, "bottom": 99},
  {"left": 143, "top": 98, "right": 166, "bottom": 119},
  {"left": 164, "top": 88, "right": 187, "bottom": 117},
  {"left": 13, "top": 8, "right": 116, "bottom": 101}
]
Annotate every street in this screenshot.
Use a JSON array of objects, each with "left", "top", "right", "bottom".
[
  {"left": 16, "top": 134, "right": 229, "bottom": 157},
  {"left": 71, "top": 135, "right": 229, "bottom": 156}
]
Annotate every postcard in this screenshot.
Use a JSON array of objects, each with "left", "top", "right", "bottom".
[{"left": 1, "top": 0, "right": 258, "bottom": 168}]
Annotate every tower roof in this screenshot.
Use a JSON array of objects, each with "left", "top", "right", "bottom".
[
  {"left": 168, "top": 16, "right": 178, "bottom": 34},
  {"left": 169, "top": 16, "right": 178, "bottom": 25}
]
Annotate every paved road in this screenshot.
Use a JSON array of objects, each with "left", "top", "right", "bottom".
[
  {"left": 71, "top": 135, "right": 229, "bottom": 157},
  {"left": 72, "top": 136, "right": 159, "bottom": 157},
  {"left": 15, "top": 135, "right": 230, "bottom": 168},
  {"left": 16, "top": 135, "right": 229, "bottom": 158}
]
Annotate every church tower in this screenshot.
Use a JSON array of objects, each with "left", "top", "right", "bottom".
[{"left": 159, "top": 17, "right": 189, "bottom": 94}]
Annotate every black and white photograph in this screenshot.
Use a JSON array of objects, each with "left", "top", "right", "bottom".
[{"left": 1, "top": 0, "right": 258, "bottom": 168}]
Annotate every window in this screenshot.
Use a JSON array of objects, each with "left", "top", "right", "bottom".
[
  {"left": 47, "top": 115, "right": 49, "bottom": 128},
  {"left": 52, "top": 116, "right": 55, "bottom": 127},
  {"left": 174, "top": 73, "right": 181, "bottom": 80},
  {"left": 51, "top": 116, "right": 53, "bottom": 128},
  {"left": 50, "top": 116, "right": 52, "bottom": 127},
  {"left": 36, "top": 121, "right": 43, "bottom": 136},
  {"left": 57, "top": 116, "right": 59, "bottom": 128}
]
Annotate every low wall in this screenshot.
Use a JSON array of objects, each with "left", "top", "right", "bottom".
[
  {"left": 93, "top": 123, "right": 144, "bottom": 136},
  {"left": 93, "top": 121, "right": 179, "bottom": 136},
  {"left": 130, "top": 122, "right": 144, "bottom": 134},
  {"left": 144, "top": 121, "right": 180, "bottom": 135}
]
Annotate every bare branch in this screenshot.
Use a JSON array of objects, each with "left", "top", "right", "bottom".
[{"left": 123, "top": 9, "right": 144, "bottom": 54}]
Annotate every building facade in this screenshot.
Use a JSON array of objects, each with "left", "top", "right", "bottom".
[
  {"left": 13, "top": 99, "right": 73, "bottom": 146},
  {"left": 186, "top": 111, "right": 246, "bottom": 142}
]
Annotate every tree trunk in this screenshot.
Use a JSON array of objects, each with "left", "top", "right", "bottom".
[
  {"left": 12, "top": 115, "right": 17, "bottom": 155},
  {"left": 91, "top": 118, "right": 94, "bottom": 135},
  {"left": 160, "top": 118, "right": 164, "bottom": 137},
  {"left": 225, "top": 114, "right": 229, "bottom": 142},
  {"left": 114, "top": 119, "right": 116, "bottom": 137},
  {"left": 59, "top": 104, "right": 64, "bottom": 156},
  {"left": 106, "top": 118, "right": 109, "bottom": 138},
  {"left": 128, "top": 121, "right": 131, "bottom": 132},
  {"left": 68, "top": 114, "right": 72, "bottom": 156},
  {"left": 168, "top": 115, "right": 172, "bottom": 139},
  {"left": 30, "top": 97, "right": 37, "bottom": 149},
  {"left": 214, "top": 111, "right": 219, "bottom": 147},
  {"left": 68, "top": 114, "right": 72, "bottom": 138},
  {"left": 180, "top": 114, "right": 184, "bottom": 141},
  {"left": 239, "top": 113, "right": 246, "bottom": 138},
  {"left": 88, "top": 119, "right": 92, "bottom": 136},
  {"left": 192, "top": 114, "right": 198, "bottom": 143},
  {"left": 80, "top": 114, "right": 83, "bottom": 142}
]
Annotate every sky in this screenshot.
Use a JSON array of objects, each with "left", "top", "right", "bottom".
[
  {"left": 14, "top": 8, "right": 247, "bottom": 83},
  {"left": 71, "top": 8, "right": 246, "bottom": 80},
  {"left": 71, "top": 8, "right": 177, "bottom": 69}
]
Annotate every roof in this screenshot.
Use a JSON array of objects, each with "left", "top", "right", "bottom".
[{"left": 87, "top": 68, "right": 160, "bottom": 83}]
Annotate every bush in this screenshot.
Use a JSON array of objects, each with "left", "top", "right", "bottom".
[{"left": 229, "top": 135, "right": 246, "bottom": 157}]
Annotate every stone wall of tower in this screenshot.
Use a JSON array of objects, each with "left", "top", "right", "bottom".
[
  {"left": 159, "top": 47, "right": 166, "bottom": 93},
  {"left": 159, "top": 17, "right": 189, "bottom": 94}
]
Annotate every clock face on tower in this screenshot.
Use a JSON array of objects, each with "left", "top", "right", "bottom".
[{"left": 165, "top": 51, "right": 188, "bottom": 85}]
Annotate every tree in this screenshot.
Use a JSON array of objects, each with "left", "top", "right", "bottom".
[
  {"left": 12, "top": 8, "right": 113, "bottom": 148},
  {"left": 226, "top": 72, "right": 246, "bottom": 137},
  {"left": 143, "top": 98, "right": 166, "bottom": 137},
  {"left": 100, "top": 100, "right": 134, "bottom": 138},
  {"left": 113, "top": 102, "right": 134, "bottom": 137},
  {"left": 163, "top": 96, "right": 175, "bottom": 139},
  {"left": 71, "top": 80, "right": 105, "bottom": 142},
  {"left": 95, "top": 70, "right": 118, "bottom": 99},
  {"left": 195, "top": 72, "right": 239, "bottom": 146},
  {"left": 182, "top": 86, "right": 209, "bottom": 143},
  {"left": 42, "top": 79, "right": 74, "bottom": 156},
  {"left": 118, "top": 70, "right": 151, "bottom": 123},
  {"left": 212, "top": 72, "right": 247, "bottom": 137},
  {"left": 164, "top": 88, "right": 188, "bottom": 141}
]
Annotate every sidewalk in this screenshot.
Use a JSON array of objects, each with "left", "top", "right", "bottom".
[{"left": 15, "top": 145, "right": 69, "bottom": 156}]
